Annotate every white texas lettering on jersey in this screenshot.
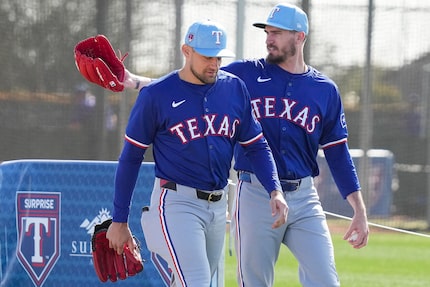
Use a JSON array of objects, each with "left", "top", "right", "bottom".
[
  {"left": 170, "top": 114, "right": 240, "bottom": 143},
  {"left": 251, "top": 97, "right": 321, "bottom": 133}
]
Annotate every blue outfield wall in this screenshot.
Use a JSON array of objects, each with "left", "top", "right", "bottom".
[{"left": 0, "top": 159, "right": 224, "bottom": 287}]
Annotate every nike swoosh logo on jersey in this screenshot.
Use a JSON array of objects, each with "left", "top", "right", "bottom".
[
  {"left": 172, "top": 99, "right": 186, "bottom": 108},
  {"left": 257, "top": 76, "right": 272, "bottom": 83}
]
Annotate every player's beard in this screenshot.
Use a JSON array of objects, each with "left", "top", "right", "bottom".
[
  {"left": 266, "top": 39, "right": 297, "bottom": 65},
  {"left": 190, "top": 66, "right": 218, "bottom": 84}
]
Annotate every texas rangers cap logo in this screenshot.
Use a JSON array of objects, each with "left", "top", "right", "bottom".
[
  {"left": 16, "top": 192, "right": 61, "bottom": 287},
  {"left": 187, "top": 33, "right": 194, "bottom": 42}
]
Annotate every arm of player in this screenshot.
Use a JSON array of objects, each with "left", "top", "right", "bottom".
[
  {"left": 110, "top": 141, "right": 146, "bottom": 254},
  {"left": 344, "top": 191, "right": 369, "bottom": 249},
  {"left": 123, "top": 69, "right": 153, "bottom": 90},
  {"left": 323, "top": 143, "right": 369, "bottom": 248}
]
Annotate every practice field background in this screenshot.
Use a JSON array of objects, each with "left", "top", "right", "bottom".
[
  {"left": 2, "top": 0, "right": 430, "bottom": 285},
  {"left": 223, "top": 220, "right": 430, "bottom": 286},
  {"left": 3, "top": 0, "right": 430, "bottom": 229}
]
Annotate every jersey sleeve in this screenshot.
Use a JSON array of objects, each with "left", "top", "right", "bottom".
[
  {"left": 113, "top": 141, "right": 146, "bottom": 222},
  {"left": 323, "top": 142, "right": 361, "bottom": 199},
  {"left": 125, "top": 88, "right": 158, "bottom": 148},
  {"left": 112, "top": 88, "right": 156, "bottom": 222},
  {"left": 318, "top": 79, "right": 360, "bottom": 198},
  {"left": 319, "top": 83, "right": 348, "bottom": 148}
]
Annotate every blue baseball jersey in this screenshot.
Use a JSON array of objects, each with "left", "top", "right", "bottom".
[
  {"left": 223, "top": 59, "right": 349, "bottom": 180},
  {"left": 124, "top": 69, "right": 275, "bottom": 191}
]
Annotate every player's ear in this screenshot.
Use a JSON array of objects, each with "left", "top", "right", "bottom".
[
  {"left": 182, "top": 44, "right": 192, "bottom": 58},
  {"left": 296, "top": 31, "right": 306, "bottom": 43}
]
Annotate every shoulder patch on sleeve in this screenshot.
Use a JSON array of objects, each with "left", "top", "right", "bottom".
[{"left": 340, "top": 113, "right": 347, "bottom": 129}]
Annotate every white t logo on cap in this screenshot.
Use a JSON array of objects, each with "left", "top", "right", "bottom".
[
  {"left": 269, "top": 7, "right": 281, "bottom": 19},
  {"left": 212, "top": 30, "right": 223, "bottom": 44}
]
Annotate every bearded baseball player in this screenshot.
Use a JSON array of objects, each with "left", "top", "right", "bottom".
[
  {"left": 221, "top": 3, "right": 370, "bottom": 287},
  {"left": 104, "top": 19, "right": 287, "bottom": 287}
]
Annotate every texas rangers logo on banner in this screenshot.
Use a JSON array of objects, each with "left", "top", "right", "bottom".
[{"left": 16, "top": 192, "right": 61, "bottom": 287}]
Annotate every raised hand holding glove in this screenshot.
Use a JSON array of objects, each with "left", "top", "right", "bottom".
[{"left": 74, "top": 35, "right": 127, "bottom": 92}]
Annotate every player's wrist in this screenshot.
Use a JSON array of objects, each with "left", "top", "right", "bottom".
[
  {"left": 125, "top": 75, "right": 152, "bottom": 90},
  {"left": 134, "top": 80, "right": 140, "bottom": 89},
  {"left": 270, "top": 189, "right": 283, "bottom": 198}
]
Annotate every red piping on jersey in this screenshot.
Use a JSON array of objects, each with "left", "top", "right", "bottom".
[
  {"left": 239, "top": 132, "right": 264, "bottom": 146},
  {"left": 125, "top": 134, "right": 149, "bottom": 149},
  {"left": 320, "top": 138, "right": 347, "bottom": 149}
]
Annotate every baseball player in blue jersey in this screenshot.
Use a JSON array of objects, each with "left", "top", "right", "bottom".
[
  {"left": 221, "top": 4, "right": 370, "bottom": 287},
  {"left": 119, "top": 4, "right": 369, "bottom": 287},
  {"left": 105, "top": 19, "right": 288, "bottom": 287}
]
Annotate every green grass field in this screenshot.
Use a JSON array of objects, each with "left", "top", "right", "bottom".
[{"left": 223, "top": 221, "right": 430, "bottom": 286}]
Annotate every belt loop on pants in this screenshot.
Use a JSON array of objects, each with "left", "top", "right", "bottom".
[
  {"left": 160, "top": 180, "right": 223, "bottom": 202},
  {"left": 238, "top": 171, "right": 301, "bottom": 192},
  {"left": 238, "top": 171, "right": 251, "bottom": 183}
]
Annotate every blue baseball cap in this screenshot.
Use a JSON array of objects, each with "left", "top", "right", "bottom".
[
  {"left": 184, "top": 20, "right": 235, "bottom": 58},
  {"left": 253, "top": 3, "right": 309, "bottom": 35}
]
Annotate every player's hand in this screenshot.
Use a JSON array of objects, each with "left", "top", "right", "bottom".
[
  {"left": 344, "top": 191, "right": 369, "bottom": 249},
  {"left": 106, "top": 222, "right": 134, "bottom": 255},
  {"left": 343, "top": 212, "right": 369, "bottom": 249},
  {"left": 269, "top": 190, "right": 288, "bottom": 229}
]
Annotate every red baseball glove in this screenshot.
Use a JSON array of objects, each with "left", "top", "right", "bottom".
[
  {"left": 74, "top": 35, "right": 127, "bottom": 92},
  {"left": 91, "top": 219, "right": 144, "bottom": 282}
]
